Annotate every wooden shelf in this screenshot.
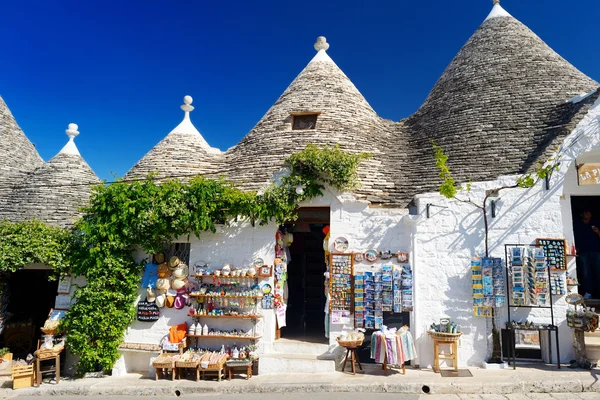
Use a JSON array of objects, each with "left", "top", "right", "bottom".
[
  {"left": 188, "top": 335, "right": 261, "bottom": 340},
  {"left": 189, "top": 294, "right": 263, "bottom": 299},
  {"left": 190, "top": 314, "right": 261, "bottom": 319},
  {"left": 194, "top": 275, "right": 259, "bottom": 279}
]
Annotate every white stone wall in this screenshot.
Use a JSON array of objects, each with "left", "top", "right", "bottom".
[
  {"left": 412, "top": 95, "right": 600, "bottom": 368},
  {"left": 118, "top": 95, "right": 600, "bottom": 373}
]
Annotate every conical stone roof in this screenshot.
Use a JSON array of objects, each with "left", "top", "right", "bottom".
[
  {"left": 404, "top": 2, "right": 598, "bottom": 197},
  {"left": 0, "top": 96, "right": 43, "bottom": 183},
  {"left": 125, "top": 96, "right": 223, "bottom": 181},
  {"left": 1, "top": 124, "right": 100, "bottom": 227},
  {"left": 224, "top": 37, "right": 401, "bottom": 204}
]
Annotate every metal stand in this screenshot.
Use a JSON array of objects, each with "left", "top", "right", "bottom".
[{"left": 504, "top": 244, "right": 561, "bottom": 369}]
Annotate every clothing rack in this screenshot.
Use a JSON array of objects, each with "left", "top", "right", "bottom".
[{"left": 370, "top": 327, "right": 415, "bottom": 374}]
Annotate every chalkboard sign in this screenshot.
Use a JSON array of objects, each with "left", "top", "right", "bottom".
[
  {"left": 137, "top": 300, "right": 160, "bottom": 322},
  {"left": 536, "top": 238, "right": 567, "bottom": 270}
]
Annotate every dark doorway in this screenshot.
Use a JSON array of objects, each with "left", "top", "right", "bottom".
[
  {"left": 571, "top": 195, "right": 600, "bottom": 300},
  {"left": 2, "top": 269, "right": 58, "bottom": 357},
  {"left": 282, "top": 208, "right": 329, "bottom": 342}
]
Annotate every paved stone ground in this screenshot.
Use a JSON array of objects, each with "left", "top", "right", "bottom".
[
  {"left": 8, "top": 393, "right": 600, "bottom": 399},
  {"left": 2, "top": 364, "right": 600, "bottom": 398}
]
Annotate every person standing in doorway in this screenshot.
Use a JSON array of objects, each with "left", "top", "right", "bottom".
[{"left": 574, "top": 209, "right": 600, "bottom": 299}]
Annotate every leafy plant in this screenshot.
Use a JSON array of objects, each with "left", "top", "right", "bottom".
[
  {"left": 0, "top": 347, "right": 10, "bottom": 357},
  {"left": 0, "top": 220, "right": 71, "bottom": 277}
]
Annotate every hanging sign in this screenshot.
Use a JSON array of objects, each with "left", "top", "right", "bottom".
[
  {"left": 577, "top": 163, "right": 600, "bottom": 186},
  {"left": 57, "top": 275, "right": 72, "bottom": 294}
]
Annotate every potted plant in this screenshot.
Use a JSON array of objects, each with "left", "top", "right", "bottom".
[{"left": 0, "top": 347, "right": 12, "bottom": 364}]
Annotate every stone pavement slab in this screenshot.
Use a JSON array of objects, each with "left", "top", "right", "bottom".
[{"left": 1, "top": 364, "right": 600, "bottom": 398}]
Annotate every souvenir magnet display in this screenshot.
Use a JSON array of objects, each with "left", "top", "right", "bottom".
[{"left": 354, "top": 253, "right": 364, "bottom": 263}]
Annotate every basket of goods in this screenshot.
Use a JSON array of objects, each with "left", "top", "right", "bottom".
[
  {"left": 40, "top": 319, "right": 60, "bottom": 336},
  {"left": 428, "top": 319, "right": 462, "bottom": 342},
  {"left": 175, "top": 351, "right": 201, "bottom": 369},
  {"left": 34, "top": 338, "right": 65, "bottom": 359},
  {"left": 199, "top": 351, "right": 228, "bottom": 381},
  {"left": 337, "top": 331, "right": 365, "bottom": 348}
]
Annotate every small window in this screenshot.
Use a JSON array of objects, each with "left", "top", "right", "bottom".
[
  {"left": 167, "top": 242, "right": 191, "bottom": 265},
  {"left": 292, "top": 113, "right": 319, "bottom": 130}
]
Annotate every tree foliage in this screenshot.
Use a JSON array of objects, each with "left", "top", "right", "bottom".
[{"left": 0, "top": 220, "right": 71, "bottom": 277}]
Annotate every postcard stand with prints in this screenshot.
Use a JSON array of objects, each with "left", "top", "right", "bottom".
[{"left": 329, "top": 253, "right": 354, "bottom": 315}]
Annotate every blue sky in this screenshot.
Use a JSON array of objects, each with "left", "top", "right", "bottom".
[{"left": 1, "top": 0, "right": 598, "bottom": 181}]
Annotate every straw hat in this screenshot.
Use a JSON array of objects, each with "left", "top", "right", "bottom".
[
  {"left": 172, "top": 264, "right": 189, "bottom": 279},
  {"left": 156, "top": 293, "right": 166, "bottom": 308},
  {"left": 165, "top": 295, "right": 175, "bottom": 308},
  {"left": 157, "top": 263, "right": 171, "bottom": 278},
  {"left": 146, "top": 287, "right": 156, "bottom": 303},
  {"left": 169, "top": 256, "right": 181, "bottom": 270},
  {"left": 172, "top": 278, "right": 186, "bottom": 291},
  {"left": 156, "top": 278, "right": 170, "bottom": 291}
]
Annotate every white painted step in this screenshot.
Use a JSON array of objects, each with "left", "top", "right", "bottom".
[
  {"left": 585, "top": 331, "right": 600, "bottom": 362},
  {"left": 266, "top": 339, "right": 332, "bottom": 356},
  {"left": 258, "top": 352, "right": 337, "bottom": 374}
]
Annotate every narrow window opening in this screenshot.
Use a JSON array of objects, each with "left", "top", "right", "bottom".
[{"left": 291, "top": 113, "right": 319, "bottom": 130}]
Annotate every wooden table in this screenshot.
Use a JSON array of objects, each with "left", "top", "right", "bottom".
[{"left": 226, "top": 360, "right": 253, "bottom": 380}]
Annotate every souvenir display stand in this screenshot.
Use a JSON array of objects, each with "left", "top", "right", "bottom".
[{"left": 504, "top": 244, "right": 560, "bottom": 369}]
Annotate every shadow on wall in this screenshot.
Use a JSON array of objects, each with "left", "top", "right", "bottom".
[
  {"left": 444, "top": 274, "right": 489, "bottom": 366},
  {"left": 422, "top": 175, "right": 561, "bottom": 258}
]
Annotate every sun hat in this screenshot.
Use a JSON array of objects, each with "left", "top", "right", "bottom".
[
  {"left": 156, "top": 293, "right": 166, "bottom": 308},
  {"left": 172, "top": 264, "right": 189, "bottom": 279},
  {"left": 146, "top": 287, "right": 156, "bottom": 303},
  {"left": 169, "top": 256, "right": 181, "bottom": 270},
  {"left": 165, "top": 295, "right": 175, "bottom": 308},
  {"left": 154, "top": 252, "right": 165, "bottom": 264},
  {"left": 157, "top": 263, "right": 171, "bottom": 278},
  {"left": 156, "top": 278, "right": 170, "bottom": 291},
  {"left": 174, "top": 294, "right": 186, "bottom": 310},
  {"left": 172, "top": 278, "right": 186, "bottom": 291}
]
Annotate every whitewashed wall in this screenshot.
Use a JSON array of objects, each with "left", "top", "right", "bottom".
[
  {"left": 412, "top": 96, "right": 600, "bottom": 368},
  {"left": 116, "top": 95, "right": 600, "bottom": 373}
]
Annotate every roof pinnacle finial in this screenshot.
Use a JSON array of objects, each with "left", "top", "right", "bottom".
[
  {"left": 493, "top": 0, "right": 500, "bottom": 5},
  {"left": 181, "top": 95, "right": 194, "bottom": 113},
  {"left": 314, "top": 36, "right": 329, "bottom": 52},
  {"left": 59, "top": 123, "right": 81, "bottom": 156},
  {"left": 66, "top": 123, "right": 79, "bottom": 139}
]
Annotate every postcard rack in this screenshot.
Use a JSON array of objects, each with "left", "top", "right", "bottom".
[{"left": 504, "top": 244, "right": 560, "bottom": 369}]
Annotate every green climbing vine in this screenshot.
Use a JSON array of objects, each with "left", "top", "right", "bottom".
[
  {"left": 0, "top": 219, "right": 71, "bottom": 277},
  {"left": 55, "top": 144, "right": 370, "bottom": 373}
]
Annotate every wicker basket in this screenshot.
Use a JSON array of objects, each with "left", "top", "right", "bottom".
[
  {"left": 337, "top": 339, "right": 363, "bottom": 348},
  {"left": 428, "top": 331, "right": 462, "bottom": 342},
  {"left": 152, "top": 354, "right": 178, "bottom": 369},
  {"left": 40, "top": 326, "right": 58, "bottom": 336}
]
